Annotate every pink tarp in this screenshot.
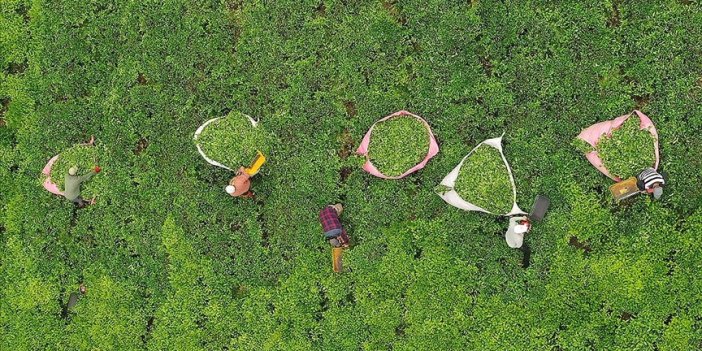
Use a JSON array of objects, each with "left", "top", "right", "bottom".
[
  {"left": 356, "top": 110, "right": 439, "bottom": 179},
  {"left": 576, "top": 110, "right": 660, "bottom": 181},
  {"left": 42, "top": 154, "right": 64, "bottom": 196}
]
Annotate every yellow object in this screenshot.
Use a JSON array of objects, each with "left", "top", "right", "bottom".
[
  {"left": 609, "top": 177, "right": 640, "bottom": 202},
  {"left": 332, "top": 247, "right": 343, "bottom": 273},
  {"left": 244, "top": 151, "right": 266, "bottom": 176}
]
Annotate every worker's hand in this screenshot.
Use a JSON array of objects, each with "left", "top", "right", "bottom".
[
  {"left": 94, "top": 166, "right": 102, "bottom": 173},
  {"left": 337, "top": 233, "right": 350, "bottom": 246}
]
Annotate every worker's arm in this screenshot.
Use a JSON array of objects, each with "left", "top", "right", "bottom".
[
  {"left": 508, "top": 216, "right": 523, "bottom": 227},
  {"left": 237, "top": 167, "right": 251, "bottom": 179},
  {"left": 338, "top": 230, "right": 350, "bottom": 248},
  {"left": 80, "top": 167, "right": 101, "bottom": 182},
  {"left": 79, "top": 171, "right": 96, "bottom": 182}
]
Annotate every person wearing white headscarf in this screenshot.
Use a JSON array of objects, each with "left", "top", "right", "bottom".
[{"left": 505, "top": 216, "right": 531, "bottom": 249}]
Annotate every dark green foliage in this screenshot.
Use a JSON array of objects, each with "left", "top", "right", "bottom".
[
  {"left": 2, "top": 1, "right": 702, "bottom": 350},
  {"left": 49, "top": 144, "right": 99, "bottom": 192},
  {"left": 368, "top": 116, "right": 430, "bottom": 176},
  {"left": 454, "top": 145, "right": 513, "bottom": 213},
  {"left": 195, "top": 111, "right": 269, "bottom": 169},
  {"left": 597, "top": 116, "right": 657, "bottom": 178},
  {"left": 149, "top": 215, "right": 216, "bottom": 350},
  {"left": 65, "top": 272, "right": 145, "bottom": 349}
]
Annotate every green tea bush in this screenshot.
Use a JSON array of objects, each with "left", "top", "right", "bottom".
[
  {"left": 2, "top": 0, "right": 702, "bottom": 350},
  {"left": 368, "top": 116, "right": 430, "bottom": 176},
  {"left": 454, "top": 145, "right": 513, "bottom": 213},
  {"left": 66, "top": 273, "right": 145, "bottom": 350},
  {"left": 150, "top": 215, "right": 210, "bottom": 350},
  {"left": 597, "top": 117, "right": 656, "bottom": 179},
  {"left": 195, "top": 111, "right": 269, "bottom": 168}
]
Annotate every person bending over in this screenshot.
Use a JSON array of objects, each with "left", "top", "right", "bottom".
[
  {"left": 64, "top": 165, "right": 100, "bottom": 208},
  {"left": 637, "top": 168, "right": 665, "bottom": 200},
  {"left": 319, "top": 203, "right": 350, "bottom": 248}
]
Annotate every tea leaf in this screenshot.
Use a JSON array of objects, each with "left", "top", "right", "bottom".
[
  {"left": 597, "top": 117, "right": 656, "bottom": 179},
  {"left": 195, "top": 111, "right": 270, "bottom": 169},
  {"left": 454, "top": 145, "right": 513, "bottom": 214},
  {"left": 368, "top": 116, "right": 430, "bottom": 177}
]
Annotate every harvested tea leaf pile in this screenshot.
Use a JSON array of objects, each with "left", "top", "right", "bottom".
[
  {"left": 196, "top": 111, "right": 268, "bottom": 168},
  {"left": 596, "top": 117, "right": 656, "bottom": 179},
  {"left": 368, "top": 116, "right": 430, "bottom": 177},
  {"left": 50, "top": 145, "right": 99, "bottom": 193},
  {"left": 453, "top": 145, "right": 513, "bottom": 214}
]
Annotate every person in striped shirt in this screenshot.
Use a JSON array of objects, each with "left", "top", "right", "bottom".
[{"left": 637, "top": 168, "right": 666, "bottom": 200}]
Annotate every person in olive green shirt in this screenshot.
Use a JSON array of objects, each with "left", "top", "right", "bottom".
[{"left": 64, "top": 165, "right": 101, "bottom": 207}]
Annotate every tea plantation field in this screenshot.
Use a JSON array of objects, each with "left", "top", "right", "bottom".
[{"left": 2, "top": 1, "right": 702, "bottom": 350}]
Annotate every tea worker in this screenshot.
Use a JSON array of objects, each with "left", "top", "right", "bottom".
[
  {"left": 225, "top": 167, "right": 255, "bottom": 198},
  {"left": 637, "top": 168, "right": 665, "bottom": 200},
  {"left": 65, "top": 165, "right": 101, "bottom": 207},
  {"left": 319, "top": 203, "right": 350, "bottom": 248},
  {"left": 505, "top": 216, "right": 531, "bottom": 249},
  {"left": 225, "top": 152, "right": 266, "bottom": 199}
]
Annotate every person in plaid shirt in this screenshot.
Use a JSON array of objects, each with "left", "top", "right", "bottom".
[{"left": 319, "top": 203, "right": 350, "bottom": 248}]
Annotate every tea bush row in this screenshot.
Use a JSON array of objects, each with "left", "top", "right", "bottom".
[{"left": 2, "top": 0, "right": 702, "bottom": 350}]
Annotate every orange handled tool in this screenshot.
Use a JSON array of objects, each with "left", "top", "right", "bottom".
[
  {"left": 243, "top": 151, "right": 266, "bottom": 176},
  {"left": 332, "top": 247, "right": 343, "bottom": 273}
]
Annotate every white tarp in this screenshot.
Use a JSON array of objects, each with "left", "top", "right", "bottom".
[
  {"left": 193, "top": 114, "right": 258, "bottom": 171},
  {"left": 437, "top": 135, "right": 525, "bottom": 216}
]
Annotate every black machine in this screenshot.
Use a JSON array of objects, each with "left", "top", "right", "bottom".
[
  {"left": 529, "top": 195, "right": 550, "bottom": 222},
  {"left": 519, "top": 195, "right": 550, "bottom": 269}
]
